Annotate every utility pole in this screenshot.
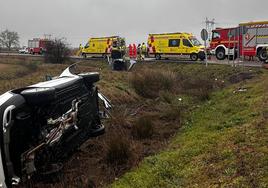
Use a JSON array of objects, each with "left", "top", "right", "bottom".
[
  {"left": 205, "top": 17, "right": 216, "bottom": 41},
  {"left": 44, "top": 34, "right": 52, "bottom": 40}
]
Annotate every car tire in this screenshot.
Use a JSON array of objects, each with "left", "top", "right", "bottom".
[
  {"left": 198, "top": 51, "right": 206, "bottom": 61},
  {"left": 20, "top": 87, "right": 55, "bottom": 105},
  {"left": 155, "top": 54, "right": 161, "bottom": 60},
  {"left": 258, "top": 48, "right": 267, "bottom": 62},
  {"left": 190, "top": 53, "right": 198, "bottom": 61},
  {"left": 216, "top": 48, "right": 226, "bottom": 60}
]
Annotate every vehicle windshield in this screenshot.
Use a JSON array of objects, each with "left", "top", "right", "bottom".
[
  {"left": 84, "top": 42, "right": 89, "bottom": 48},
  {"left": 189, "top": 37, "right": 202, "bottom": 46}
]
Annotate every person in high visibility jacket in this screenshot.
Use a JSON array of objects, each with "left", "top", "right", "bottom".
[
  {"left": 76, "top": 44, "right": 83, "bottom": 56},
  {"left": 141, "top": 42, "right": 147, "bottom": 60},
  {"left": 137, "top": 44, "right": 142, "bottom": 60},
  {"left": 111, "top": 41, "right": 120, "bottom": 53}
]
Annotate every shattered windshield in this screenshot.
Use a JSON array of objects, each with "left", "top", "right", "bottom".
[{"left": 189, "top": 37, "right": 202, "bottom": 46}]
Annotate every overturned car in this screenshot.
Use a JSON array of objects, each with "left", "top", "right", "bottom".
[{"left": 0, "top": 65, "right": 110, "bottom": 187}]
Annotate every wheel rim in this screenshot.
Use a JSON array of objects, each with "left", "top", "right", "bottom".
[
  {"left": 191, "top": 54, "right": 198, "bottom": 61},
  {"left": 217, "top": 51, "right": 224, "bottom": 59},
  {"left": 260, "top": 51, "right": 267, "bottom": 60}
]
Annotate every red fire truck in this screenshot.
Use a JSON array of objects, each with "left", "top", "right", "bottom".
[
  {"left": 210, "top": 21, "right": 268, "bottom": 61},
  {"left": 28, "top": 38, "right": 49, "bottom": 55}
]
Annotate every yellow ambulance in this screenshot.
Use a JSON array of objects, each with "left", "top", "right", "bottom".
[
  {"left": 147, "top": 32, "right": 205, "bottom": 61},
  {"left": 81, "top": 36, "right": 125, "bottom": 58}
]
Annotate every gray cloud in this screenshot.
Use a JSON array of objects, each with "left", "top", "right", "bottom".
[{"left": 0, "top": 0, "right": 267, "bottom": 47}]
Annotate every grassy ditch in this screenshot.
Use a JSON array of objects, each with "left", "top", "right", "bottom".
[
  {"left": 112, "top": 69, "right": 268, "bottom": 188},
  {"left": 52, "top": 62, "right": 261, "bottom": 188},
  {"left": 0, "top": 59, "right": 264, "bottom": 187}
]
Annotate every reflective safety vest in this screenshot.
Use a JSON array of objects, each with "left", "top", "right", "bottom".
[{"left": 141, "top": 44, "right": 147, "bottom": 52}]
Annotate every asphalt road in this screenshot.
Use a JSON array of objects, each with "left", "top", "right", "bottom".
[{"left": 0, "top": 52, "right": 264, "bottom": 68}]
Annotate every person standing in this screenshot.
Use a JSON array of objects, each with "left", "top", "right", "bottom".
[
  {"left": 141, "top": 42, "right": 147, "bottom": 60},
  {"left": 137, "top": 44, "right": 142, "bottom": 61}
]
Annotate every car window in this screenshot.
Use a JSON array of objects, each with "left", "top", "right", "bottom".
[
  {"left": 84, "top": 42, "right": 90, "bottom": 48},
  {"left": 168, "top": 39, "right": 180, "bottom": 47},
  {"left": 182, "top": 39, "right": 193, "bottom": 47},
  {"left": 228, "top": 28, "right": 239, "bottom": 38},
  {"left": 212, "top": 31, "right": 221, "bottom": 39},
  {"left": 189, "top": 37, "right": 202, "bottom": 46}
]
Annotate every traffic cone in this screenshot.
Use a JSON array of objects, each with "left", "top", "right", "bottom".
[
  {"left": 129, "top": 44, "right": 133, "bottom": 58},
  {"left": 133, "top": 44, "right": 137, "bottom": 59}
]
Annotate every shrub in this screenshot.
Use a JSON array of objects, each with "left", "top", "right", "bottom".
[
  {"left": 44, "top": 38, "right": 70, "bottom": 64},
  {"left": 160, "top": 103, "right": 184, "bottom": 123},
  {"left": 159, "top": 91, "right": 174, "bottom": 104},
  {"left": 105, "top": 135, "right": 132, "bottom": 165},
  {"left": 107, "top": 106, "right": 131, "bottom": 128},
  {"left": 132, "top": 116, "right": 154, "bottom": 139},
  {"left": 130, "top": 69, "right": 176, "bottom": 98},
  {"left": 25, "top": 62, "right": 38, "bottom": 71}
]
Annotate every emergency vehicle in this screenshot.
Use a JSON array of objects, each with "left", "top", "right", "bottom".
[
  {"left": 147, "top": 32, "right": 205, "bottom": 61},
  {"left": 28, "top": 38, "right": 49, "bottom": 55},
  {"left": 81, "top": 36, "right": 125, "bottom": 58},
  {"left": 210, "top": 21, "right": 268, "bottom": 61}
]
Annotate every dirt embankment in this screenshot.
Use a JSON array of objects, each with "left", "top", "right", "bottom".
[{"left": 0, "top": 63, "right": 9, "bottom": 70}]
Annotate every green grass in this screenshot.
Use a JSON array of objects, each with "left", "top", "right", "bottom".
[{"left": 112, "top": 71, "right": 268, "bottom": 188}]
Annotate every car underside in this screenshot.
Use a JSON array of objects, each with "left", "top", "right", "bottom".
[{"left": 0, "top": 64, "right": 110, "bottom": 187}]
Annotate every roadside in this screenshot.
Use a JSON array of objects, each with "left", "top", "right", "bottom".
[
  {"left": 112, "top": 69, "right": 268, "bottom": 187},
  {"left": 0, "top": 52, "right": 265, "bottom": 68},
  {"left": 0, "top": 59, "right": 265, "bottom": 187},
  {"left": 33, "top": 62, "right": 262, "bottom": 188},
  {"left": 0, "top": 64, "right": 9, "bottom": 70}
]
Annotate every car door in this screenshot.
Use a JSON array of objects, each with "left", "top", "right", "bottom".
[{"left": 181, "top": 38, "right": 194, "bottom": 54}]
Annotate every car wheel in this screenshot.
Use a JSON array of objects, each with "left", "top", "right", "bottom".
[
  {"left": 198, "top": 51, "right": 206, "bottom": 61},
  {"left": 216, "top": 48, "right": 226, "bottom": 60},
  {"left": 258, "top": 49, "right": 267, "bottom": 62},
  {"left": 155, "top": 54, "right": 161, "bottom": 60},
  {"left": 20, "top": 87, "right": 55, "bottom": 105},
  {"left": 190, "top": 53, "right": 198, "bottom": 61}
]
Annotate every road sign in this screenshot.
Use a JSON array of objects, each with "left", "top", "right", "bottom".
[
  {"left": 201, "top": 29, "right": 208, "bottom": 67},
  {"left": 201, "top": 29, "right": 208, "bottom": 41}
]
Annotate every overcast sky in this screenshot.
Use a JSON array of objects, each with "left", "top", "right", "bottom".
[{"left": 0, "top": 0, "right": 267, "bottom": 47}]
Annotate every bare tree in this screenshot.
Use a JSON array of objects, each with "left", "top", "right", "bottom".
[
  {"left": 0, "top": 29, "right": 19, "bottom": 51},
  {"left": 44, "top": 38, "right": 70, "bottom": 64}
]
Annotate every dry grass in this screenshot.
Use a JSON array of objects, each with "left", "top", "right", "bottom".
[
  {"left": 129, "top": 69, "right": 176, "bottom": 98},
  {"left": 131, "top": 116, "right": 154, "bottom": 139},
  {"left": 0, "top": 57, "right": 261, "bottom": 188},
  {"left": 181, "top": 76, "right": 214, "bottom": 101},
  {"left": 105, "top": 134, "right": 133, "bottom": 165}
]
